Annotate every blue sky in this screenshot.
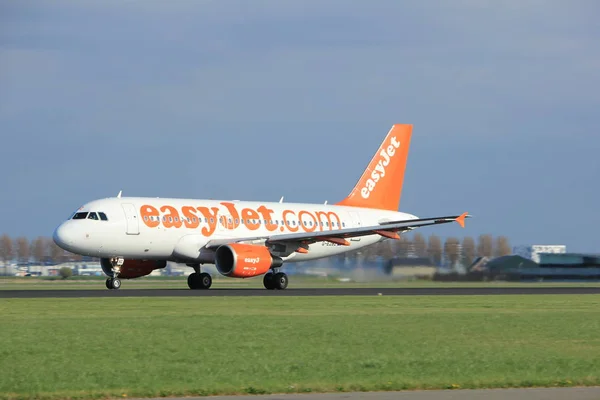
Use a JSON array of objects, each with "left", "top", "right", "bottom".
[{"left": 1, "top": 1, "right": 599, "bottom": 252}]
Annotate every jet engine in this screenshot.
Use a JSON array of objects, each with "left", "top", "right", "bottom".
[
  {"left": 215, "top": 244, "right": 283, "bottom": 278},
  {"left": 100, "top": 258, "right": 167, "bottom": 279}
]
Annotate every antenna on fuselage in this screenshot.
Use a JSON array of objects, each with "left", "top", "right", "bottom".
[
  {"left": 117, "top": 190, "right": 122, "bottom": 198},
  {"left": 324, "top": 200, "right": 328, "bottom": 205},
  {"left": 279, "top": 196, "right": 284, "bottom": 203}
]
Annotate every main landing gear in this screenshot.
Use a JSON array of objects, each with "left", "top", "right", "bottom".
[
  {"left": 263, "top": 271, "right": 288, "bottom": 290},
  {"left": 187, "top": 265, "right": 212, "bottom": 290}
]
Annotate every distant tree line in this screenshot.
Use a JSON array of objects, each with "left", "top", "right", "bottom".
[
  {"left": 339, "top": 233, "right": 512, "bottom": 268},
  {"left": 0, "top": 232, "right": 512, "bottom": 268},
  {"left": 0, "top": 234, "right": 82, "bottom": 266}
]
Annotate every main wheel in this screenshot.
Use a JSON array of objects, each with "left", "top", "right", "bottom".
[
  {"left": 263, "top": 273, "right": 275, "bottom": 290},
  {"left": 105, "top": 278, "right": 112, "bottom": 290},
  {"left": 199, "top": 272, "right": 212, "bottom": 289},
  {"left": 273, "top": 272, "right": 288, "bottom": 290},
  {"left": 111, "top": 278, "right": 121, "bottom": 290},
  {"left": 187, "top": 273, "right": 200, "bottom": 289}
]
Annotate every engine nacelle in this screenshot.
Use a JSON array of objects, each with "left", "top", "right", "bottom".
[
  {"left": 215, "top": 244, "right": 283, "bottom": 278},
  {"left": 100, "top": 258, "right": 167, "bottom": 279}
]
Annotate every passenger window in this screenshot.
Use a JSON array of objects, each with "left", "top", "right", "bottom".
[
  {"left": 88, "top": 212, "right": 99, "bottom": 220},
  {"left": 72, "top": 212, "right": 88, "bottom": 220},
  {"left": 98, "top": 212, "right": 108, "bottom": 221}
]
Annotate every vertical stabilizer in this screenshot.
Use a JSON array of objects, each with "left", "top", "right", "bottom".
[{"left": 336, "top": 124, "right": 412, "bottom": 211}]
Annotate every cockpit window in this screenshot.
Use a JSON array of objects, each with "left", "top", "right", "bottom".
[
  {"left": 71, "top": 211, "right": 108, "bottom": 221},
  {"left": 72, "top": 212, "right": 88, "bottom": 220}
]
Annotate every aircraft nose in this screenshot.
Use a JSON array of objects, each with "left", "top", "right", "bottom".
[{"left": 53, "top": 223, "right": 75, "bottom": 250}]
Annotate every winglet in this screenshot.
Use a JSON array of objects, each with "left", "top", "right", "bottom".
[{"left": 455, "top": 212, "right": 469, "bottom": 228}]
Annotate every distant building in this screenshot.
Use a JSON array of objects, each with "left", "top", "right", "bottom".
[
  {"left": 513, "top": 245, "right": 566, "bottom": 263},
  {"left": 462, "top": 252, "right": 600, "bottom": 282},
  {"left": 538, "top": 253, "right": 600, "bottom": 267}
]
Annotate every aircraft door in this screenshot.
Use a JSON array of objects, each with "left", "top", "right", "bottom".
[
  {"left": 348, "top": 211, "right": 362, "bottom": 242},
  {"left": 349, "top": 211, "right": 362, "bottom": 228},
  {"left": 122, "top": 203, "right": 140, "bottom": 235}
]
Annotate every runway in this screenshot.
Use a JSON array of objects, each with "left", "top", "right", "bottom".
[
  {"left": 139, "top": 387, "right": 600, "bottom": 400},
  {"left": 2, "top": 286, "right": 600, "bottom": 298}
]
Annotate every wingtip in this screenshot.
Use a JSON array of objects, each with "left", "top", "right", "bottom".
[{"left": 455, "top": 212, "right": 470, "bottom": 228}]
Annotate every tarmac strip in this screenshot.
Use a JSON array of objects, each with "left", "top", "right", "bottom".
[
  {"left": 137, "top": 387, "right": 600, "bottom": 400},
  {"left": 1, "top": 287, "right": 600, "bottom": 298}
]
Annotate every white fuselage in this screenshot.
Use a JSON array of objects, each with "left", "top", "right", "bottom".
[{"left": 53, "top": 197, "right": 418, "bottom": 264}]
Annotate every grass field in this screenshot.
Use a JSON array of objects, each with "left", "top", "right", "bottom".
[
  {"left": 1, "top": 295, "right": 599, "bottom": 400},
  {"left": 2, "top": 275, "right": 600, "bottom": 290}
]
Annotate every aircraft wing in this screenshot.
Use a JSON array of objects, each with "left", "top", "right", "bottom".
[{"left": 205, "top": 212, "right": 470, "bottom": 249}]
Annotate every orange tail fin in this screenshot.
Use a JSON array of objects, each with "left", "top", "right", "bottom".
[{"left": 336, "top": 124, "right": 412, "bottom": 211}]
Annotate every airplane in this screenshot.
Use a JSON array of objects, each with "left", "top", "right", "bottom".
[{"left": 53, "top": 124, "right": 470, "bottom": 290}]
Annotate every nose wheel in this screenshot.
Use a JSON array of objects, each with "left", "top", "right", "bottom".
[
  {"left": 105, "top": 278, "right": 121, "bottom": 290},
  {"left": 188, "top": 272, "right": 212, "bottom": 289},
  {"left": 263, "top": 272, "right": 288, "bottom": 290}
]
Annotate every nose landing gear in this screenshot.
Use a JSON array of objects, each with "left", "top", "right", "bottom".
[{"left": 105, "top": 257, "right": 124, "bottom": 290}]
